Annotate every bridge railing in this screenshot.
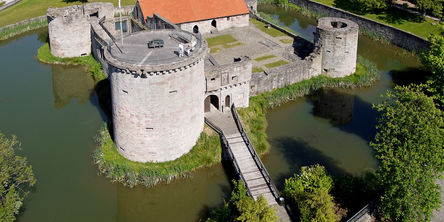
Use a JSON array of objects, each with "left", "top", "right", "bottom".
[
  {"left": 231, "top": 105, "right": 281, "bottom": 201},
  {"left": 204, "top": 117, "right": 253, "bottom": 197}
]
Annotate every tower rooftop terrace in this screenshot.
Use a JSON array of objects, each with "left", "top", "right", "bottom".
[{"left": 106, "top": 30, "right": 206, "bottom": 71}]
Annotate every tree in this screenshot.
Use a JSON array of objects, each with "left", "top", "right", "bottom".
[
  {"left": 283, "top": 165, "right": 338, "bottom": 222},
  {"left": 207, "top": 180, "right": 278, "bottom": 222},
  {"left": 352, "top": 0, "right": 388, "bottom": 13},
  {"left": 416, "top": 0, "right": 444, "bottom": 18},
  {"left": 0, "top": 132, "right": 36, "bottom": 222},
  {"left": 371, "top": 85, "right": 444, "bottom": 222},
  {"left": 421, "top": 34, "right": 444, "bottom": 109}
]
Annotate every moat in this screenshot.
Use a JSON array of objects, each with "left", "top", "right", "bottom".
[{"left": 0, "top": 6, "right": 422, "bottom": 221}]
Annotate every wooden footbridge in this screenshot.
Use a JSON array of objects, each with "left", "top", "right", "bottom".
[{"left": 205, "top": 105, "right": 292, "bottom": 221}]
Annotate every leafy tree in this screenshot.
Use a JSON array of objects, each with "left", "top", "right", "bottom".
[
  {"left": 420, "top": 34, "right": 444, "bottom": 108},
  {"left": 207, "top": 180, "right": 278, "bottom": 222},
  {"left": 371, "top": 85, "right": 444, "bottom": 222},
  {"left": 416, "top": 0, "right": 444, "bottom": 18},
  {"left": 235, "top": 195, "right": 278, "bottom": 222},
  {"left": 0, "top": 132, "right": 36, "bottom": 222},
  {"left": 283, "top": 165, "right": 338, "bottom": 222},
  {"left": 351, "top": 0, "right": 388, "bottom": 13}
]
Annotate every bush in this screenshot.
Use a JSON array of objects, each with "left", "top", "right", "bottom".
[
  {"left": 0, "top": 132, "right": 36, "bottom": 222},
  {"left": 283, "top": 165, "right": 339, "bottom": 222}
]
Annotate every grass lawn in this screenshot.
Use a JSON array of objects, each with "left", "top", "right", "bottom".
[
  {"left": 250, "top": 18, "right": 286, "bottom": 37},
  {"left": 254, "top": 54, "right": 276, "bottom": 62},
  {"left": 0, "top": 0, "right": 136, "bottom": 28},
  {"left": 265, "top": 60, "right": 288, "bottom": 68},
  {"left": 280, "top": 38, "right": 293, "bottom": 44},
  {"left": 312, "top": 0, "right": 442, "bottom": 38},
  {"left": 206, "top": 34, "right": 242, "bottom": 53},
  {"left": 252, "top": 66, "right": 265, "bottom": 73}
]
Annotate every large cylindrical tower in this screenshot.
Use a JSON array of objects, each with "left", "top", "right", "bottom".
[
  {"left": 315, "top": 17, "right": 359, "bottom": 78},
  {"left": 104, "top": 30, "right": 207, "bottom": 162}
]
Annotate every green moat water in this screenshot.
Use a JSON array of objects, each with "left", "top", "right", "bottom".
[{"left": 0, "top": 6, "right": 422, "bottom": 221}]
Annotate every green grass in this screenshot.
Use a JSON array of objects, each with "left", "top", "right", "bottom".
[
  {"left": 238, "top": 57, "right": 379, "bottom": 152},
  {"left": 223, "top": 42, "right": 243, "bottom": 48},
  {"left": 206, "top": 34, "right": 238, "bottom": 48},
  {"left": 93, "top": 125, "right": 222, "bottom": 187},
  {"left": 210, "top": 47, "right": 221, "bottom": 54},
  {"left": 0, "top": 0, "right": 136, "bottom": 28},
  {"left": 280, "top": 38, "right": 293, "bottom": 44},
  {"left": 37, "top": 43, "right": 106, "bottom": 81},
  {"left": 312, "top": 0, "right": 443, "bottom": 38},
  {"left": 264, "top": 60, "right": 288, "bottom": 68},
  {"left": 0, "top": 2, "right": 5, "bottom": 7},
  {"left": 250, "top": 18, "right": 286, "bottom": 37},
  {"left": 254, "top": 54, "right": 276, "bottom": 62},
  {"left": 253, "top": 66, "right": 265, "bottom": 73},
  {"left": 0, "top": 17, "right": 46, "bottom": 40},
  {"left": 206, "top": 34, "right": 242, "bottom": 53}
]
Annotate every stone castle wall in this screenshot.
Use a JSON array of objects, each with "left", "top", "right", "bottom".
[
  {"left": 250, "top": 49, "right": 322, "bottom": 95},
  {"left": 103, "top": 30, "right": 208, "bottom": 162},
  {"left": 290, "top": 0, "right": 429, "bottom": 52},
  {"left": 316, "top": 17, "right": 358, "bottom": 78},
  {"left": 179, "top": 14, "right": 249, "bottom": 34},
  {"left": 205, "top": 57, "right": 252, "bottom": 108},
  {"left": 108, "top": 60, "right": 206, "bottom": 162},
  {"left": 48, "top": 14, "right": 91, "bottom": 58}
]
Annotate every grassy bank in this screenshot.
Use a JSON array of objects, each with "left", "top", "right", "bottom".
[
  {"left": 238, "top": 57, "right": 379, "bottom": 153},
  {"left": 0, "top": 17, "right": 47, "bottom": 40},
  {"left": 311, "top": 0, "right": 443, "bottom": 38},
  {"left": 0, "top": 0, "right": 135, "bottom": 28},
  {"left": 37, "top": 43, "right": 106, "bottom": 81},
  {"left": 93, "top": 125, "right": 222, "bottom": 187}
]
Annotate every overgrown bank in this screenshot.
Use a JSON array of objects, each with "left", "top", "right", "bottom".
[
  {"left": 239, "top": 57, "right": 379, "bottom": 153},
  {"left": 93, "top": 125, "right": 223, "bottom": 187},
  {"left": 0, "top": 15, "right": 46, "bottom": 40},
  {"left": 37, "top": 43, "right": 106, "bottom": 81}
]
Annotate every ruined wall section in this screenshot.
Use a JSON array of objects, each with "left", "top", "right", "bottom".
[
  {"left": 179, "top": 14, "right": 249, "bottom": 34},
  {"left": 316, "top": 17, "right": 358, "bottom": 78},
  {"left": 245, "top": 0, "right": 258, "bottom": 13},
  {"left": 250, "top": 49, "right": 322, "bottom": 96},
  {"left": 48, "top": 14, "right": 91, "bottom": 58},
  {"left": 205, "top": 57, "right": 252, "bottom": 108}
]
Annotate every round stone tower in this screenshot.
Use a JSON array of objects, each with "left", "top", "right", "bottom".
[
  {"left": 104, "top": 29, "right": 207, "bottom": 162},
  {"left": 315, "top": 17, "right": 359, "bottom": 78}
]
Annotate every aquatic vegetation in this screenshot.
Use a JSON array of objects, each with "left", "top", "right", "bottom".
[{"left": 37, "top": 43, "right": 106, "bottom": 81}]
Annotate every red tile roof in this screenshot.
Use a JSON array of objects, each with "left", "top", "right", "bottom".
[{"left": 138, "top": 0, "right": 250, "bottom": 24}]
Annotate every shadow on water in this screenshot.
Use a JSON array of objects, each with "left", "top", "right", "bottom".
[
  {"left": 51, "top": 65, "right": 95, "bottom": 109},
  {"left": 389, "top": 67, "right": 429, "bottom": 86},
  {"left": 269, "top": 136, "right": 348, "bottom": 189},
  {"left": 309, "top": 88, "right": 379, "bottom": 143}
]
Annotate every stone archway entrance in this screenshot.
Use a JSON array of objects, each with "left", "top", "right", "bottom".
[
  {"left": 193, "top": 25, "right": 199, "bottom": 34},
  {"left": 204, "top": 95, "right": 219, "bottom": 112},
  {"left": 225, "top": 95, "right": 231, "bottom": 108}
]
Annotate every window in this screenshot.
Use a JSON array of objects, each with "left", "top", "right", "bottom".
[{"left": 115, "top": 21, "right": 128, "bottom": 32}]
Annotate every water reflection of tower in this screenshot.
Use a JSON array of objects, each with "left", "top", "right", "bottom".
[
  {"left": 52, "top": 65, "right": 95, "bottom": 108},
  {"left": 312, "top": 88, "right": 355, "bottom": 126}
]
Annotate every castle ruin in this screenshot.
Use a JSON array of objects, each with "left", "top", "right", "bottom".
[{"left": 46, "top": 1, "right": 358, "bottom": 163}]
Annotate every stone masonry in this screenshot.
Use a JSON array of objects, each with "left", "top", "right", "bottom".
[{"left": 316, "top": 17, "right": 359, "bottom": 78}]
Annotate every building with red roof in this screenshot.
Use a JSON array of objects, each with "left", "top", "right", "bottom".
[{"left": 134, "top": 0, "right": 253, "bottom": 34}]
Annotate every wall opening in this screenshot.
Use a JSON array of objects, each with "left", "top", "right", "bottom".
[
  {"left": 331, "top": 21, "right": 347, "bottom": 28},
  {"left": 204, "top": 95, "right": 219, "bottom": 112},
  {"left": 211, "top": 19, "right": 217, "bottom": 28},
  {"left": 193, "top": 25, "right": 199, "bottom": 34},
  {"left": 225, "top": 95, "right": 231, "bottom": 108},
  {"left": 90, "top": 12, "right": 98, "bottom": 18}
]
